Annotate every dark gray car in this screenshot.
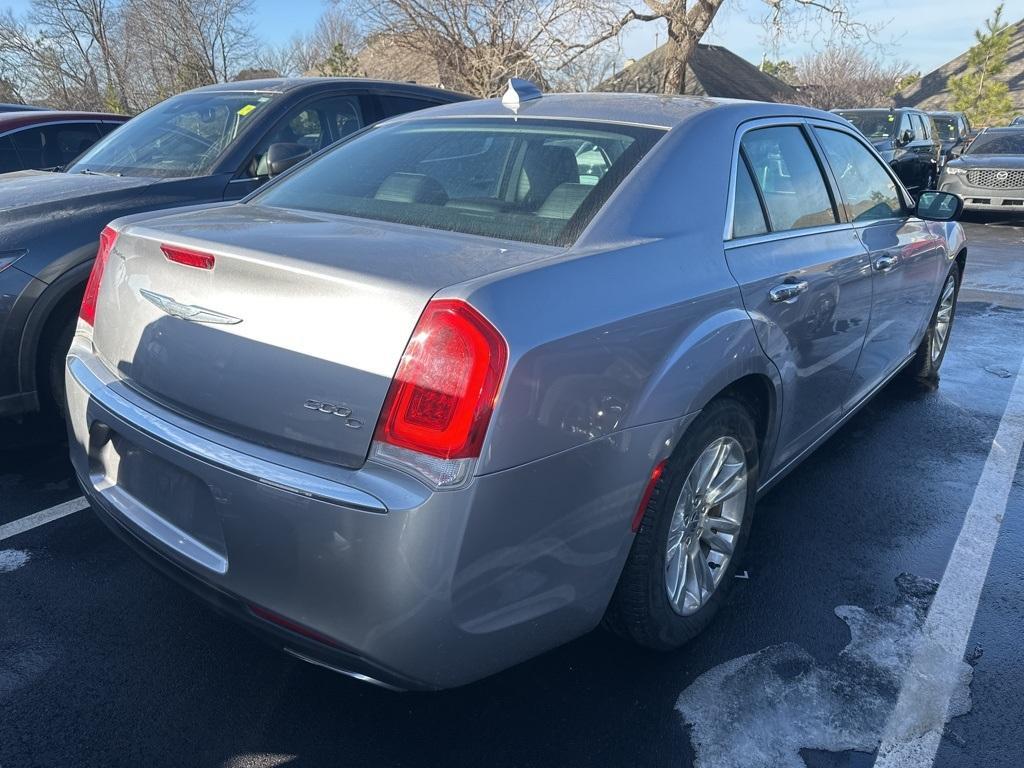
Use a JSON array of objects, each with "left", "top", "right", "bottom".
[
  {"left": 0, "top": 78, "right": 467, "bottom": 419},
  {"left": 67, "top": 91, "right": 966, "bottom": 690},
  {"left": 939, "top": 126, "right": 1024, "bottom": 212},
  {"left": 929, "top": 110, "right": 973, "bottom": 163}
]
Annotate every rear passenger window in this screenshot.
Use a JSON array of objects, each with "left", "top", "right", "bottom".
[
  {"left": 375, "top": 95, "right": 438, "bottom": 119},
  {"left": 731, "top": 155, "right": 768, "bottom": 238},
  {"left": 815, "top": 128, "right": 903, "bottom": 222},
  {"left": 0, "top": 136, "right": 20, "bottom": 173},
  {"left": 741, "top": 126, "right": 837, "bottom": 232}
]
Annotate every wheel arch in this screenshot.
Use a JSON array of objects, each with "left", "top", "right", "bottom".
[
  {"left": 954, "top": 246, "right": 967, "bottom": 277},
  {"left": 626, "top": 305, "right": 783, "bottom": 473},
  {"left": 17, "top": 259, "right": 92, "bottom": 397}
]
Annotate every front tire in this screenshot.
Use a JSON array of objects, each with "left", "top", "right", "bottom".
[
  {"left": 605, "top": 397, "right": 759, "bottom": 650},
  {"left": 904, "top": 267, "right": 959, "bottom": 383},
  {"left": 42, "top": 312, "right": 77, "bottom": 418}
]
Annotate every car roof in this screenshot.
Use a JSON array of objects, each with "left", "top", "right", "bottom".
[
  {"left": 979, "top": 126, "right": 1024, "bottom": 133},
  {"left": 188, "top": 77, "right": 466, "bottom": 101},
  {"left": 377, "top": 92, "right": 836, "bottom": 130},
  {"left": 0, "top": 110, "right": 128, "bottom": 131},
  {"left": 835, "top": 107, "right": 924, "bottom": 114},
  {"left": 928, "top": 111, "right": 964, "bottom": 117}
]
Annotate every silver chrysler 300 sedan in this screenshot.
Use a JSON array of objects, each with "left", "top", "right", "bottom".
[{"left": 66, "top": 88, "right": 966, "bottom": 690}]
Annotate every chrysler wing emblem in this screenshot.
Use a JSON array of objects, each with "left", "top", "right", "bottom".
[{"left": 140, "top": 289, "right": 242, "bottom": 325}]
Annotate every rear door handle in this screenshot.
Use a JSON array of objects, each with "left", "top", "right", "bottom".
[
  {"left": 873, "top": 254, "right": 899, "bottom": 273},
  {"left": 768, "top": 280, "right": 809, "bottom": 303}
]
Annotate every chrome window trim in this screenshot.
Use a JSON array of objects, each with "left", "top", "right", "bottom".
[
  {"left": 723, "top": 116, "right": 846, "bottom": 242},
  {"left": 724, "top": 220, "right": 855, "bottom": 250}
]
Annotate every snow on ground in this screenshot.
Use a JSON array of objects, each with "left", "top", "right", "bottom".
[{"left": 677, "top": 574, "right": 973, "bottom": 768}]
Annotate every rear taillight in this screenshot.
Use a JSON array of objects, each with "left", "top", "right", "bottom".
[
  {"left": 372, "top": 299, "right": 507, "bottom": 488},
  {"left": 79, "top": 226, "right": 118, "bottom": 327}
]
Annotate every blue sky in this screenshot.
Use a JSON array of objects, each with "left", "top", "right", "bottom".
[{"left": 3, "top": 0, "right": 1023, "bottom": 74}]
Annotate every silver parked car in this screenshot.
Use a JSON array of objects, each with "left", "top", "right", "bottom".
[
  {"left": 67, "top": 88, "right": 967, "bottom": 690},
  {"left": 939, "top": 126, "right": 1024, "bottom": 212}
]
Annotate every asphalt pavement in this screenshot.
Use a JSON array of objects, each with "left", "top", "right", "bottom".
[{"left": 1, "top": 218, "right": 1022, "bottom": 768}]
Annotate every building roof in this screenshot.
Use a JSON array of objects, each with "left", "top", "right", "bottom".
[
  {"left": 380, "top": 91, "right": 835, "bottom": 131},
  {"left": 357, "top": 37, "right": 450, "bottom": 88},
  {"left": 356, "top": 35, "right": 546, "bottom": 93},
  {"left": 896, "top": 18, "right": 1024, "bottom": 112},
  {"left": 597, "top": 43, "right": 799, "bottom": 103}
]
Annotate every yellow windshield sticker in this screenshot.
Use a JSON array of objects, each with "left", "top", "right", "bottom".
[
  {"left": 888, "top": 115, "right": 895, "bottom": 121},
  {"left": 238, "top": 104, "right": 256, "bottom": 116}
]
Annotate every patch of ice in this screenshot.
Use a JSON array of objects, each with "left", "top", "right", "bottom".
[
  {"left": 676, "top": 573, "right": 973, "bottom": 768},
  {"left": 0, "top": 549, "right": 30, "bottom": 572}
]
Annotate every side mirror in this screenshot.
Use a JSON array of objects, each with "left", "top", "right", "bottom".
[
  {"left": 266, "top": 142, "right": 311, "bottom": 177},
  {"left": 899, "top": 129, "right": 914, "bottom": 146},
  {"left": 916, "top": 190, "right": 963, "bottom": 222}
]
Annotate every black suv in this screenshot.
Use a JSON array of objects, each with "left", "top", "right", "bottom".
[
  {"left": 0, "top": 78, "right": 468, "bottom": 420},
  {"left": 929, "top": 111, "right": 973, "bottom": 163},
  {"left": 833, "top": 108, "right": 942, "bottom": 194}
]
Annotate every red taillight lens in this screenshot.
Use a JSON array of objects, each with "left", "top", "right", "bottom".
[
  {"left": 160, "top": 244, "right": 215, "bottom": 269},
  {"left": 374, "top": 300, "right": 508, "bottom": 460},
  {"left": 79, "top": 226, "right": 118, "bottom": 327}
]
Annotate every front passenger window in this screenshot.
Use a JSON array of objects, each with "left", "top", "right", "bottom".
[
  {"left": 815, "top": 128, "right": 903, "bottom": 222},
  {"left": 741, "top": 126, "right": 837, "bottom": 232}
]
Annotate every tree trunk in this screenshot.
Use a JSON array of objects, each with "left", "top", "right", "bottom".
[
  {"left": 661, "top": 31, "right": 698, "bottom": 94},
  {"left": 659, "top": 0, "right": 725, "bottom": 95}
]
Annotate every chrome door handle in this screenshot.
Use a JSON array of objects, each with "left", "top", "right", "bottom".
[
  {"left": 873, "top": 254, "right": 899, "bottom": 272},
  {"left": 768, "top": 280, "right": 809, "bottom": 303}
]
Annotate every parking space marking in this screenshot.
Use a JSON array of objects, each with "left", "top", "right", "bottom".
[
  {"left": 0, "top": 497, "right": 90, "bottom": 541},
  {"left": 874, "top": 351, "right": 1024, "bottom": 768}
]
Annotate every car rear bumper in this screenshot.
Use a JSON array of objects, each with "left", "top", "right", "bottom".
[
  {"left": 66, "top": 341, "right": 664, "bottom": 689},
  {"left": 940, "top": 177, "right": 1024, "bottom": 211}
]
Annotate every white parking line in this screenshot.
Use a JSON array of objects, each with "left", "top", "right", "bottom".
[
  {"left": 0, "top": 497, "right": 90, "bottom": 541},
  {"left": 874, "top": 351, "right": 1024, "bottom": 767}
]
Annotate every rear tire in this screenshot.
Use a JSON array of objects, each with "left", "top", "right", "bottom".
[
  {"left": 604, "top": 397, "right": 759, "bottom": 650},
  {"left": 903, "top": 267, "right": 960, "bottom": 383},
  {"left": 41, "top": 311, "right": 77, "bottom": 418}
]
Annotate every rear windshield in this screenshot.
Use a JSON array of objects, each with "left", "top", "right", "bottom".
[
  {"left": 836, "top": 111, "right": 896, "bottom": 140},
  {"left": 965, "top": 131, "right": 1024, "bottom": 155},
  {"left": 250, "top": 117, "right": 664, "bottom": 246}
]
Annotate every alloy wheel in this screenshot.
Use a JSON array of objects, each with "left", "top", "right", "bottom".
[
  {"left": 931, "top": 274, "right": 956, "bottom": 362},
  {"left": 664, "top": 436, "right": 748, "bottom": 616}
]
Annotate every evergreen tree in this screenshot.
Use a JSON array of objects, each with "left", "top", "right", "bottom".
[
  {"left": 320, "top": 43, "right": 363, "bottom": 77},
  {"left": 949, "top": 4, "right": 1015, "bottom": 127}
]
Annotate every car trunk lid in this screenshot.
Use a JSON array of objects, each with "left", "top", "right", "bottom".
[{"left": 91, "top": 204, "right": 557, "bottom": 468}]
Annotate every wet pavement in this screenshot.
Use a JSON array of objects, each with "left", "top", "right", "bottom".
[{"left": 1, "top": 219, "right": 1022, "bottom": 768}]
